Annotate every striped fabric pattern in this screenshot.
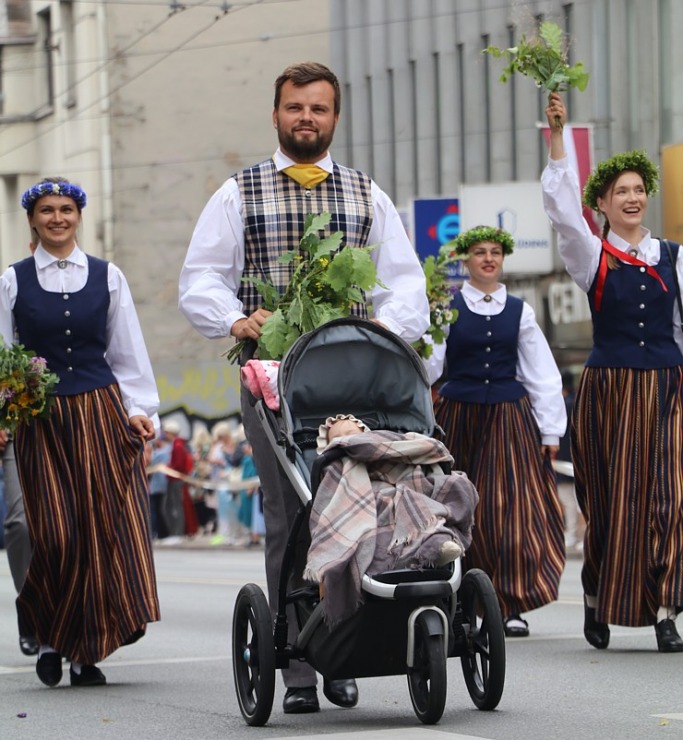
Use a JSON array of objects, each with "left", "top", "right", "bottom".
[
  {"left": 572, "top": 366, "right": 683, "bottom": 626},
  {"left": 236, "top": 159, "right": 373, "bottom": 318},
  {"left": 434, "top": 395, "right": 565, "bottom": 618},
  {"left": 15, "top": 385, "right": 160, "bottom": 665}
]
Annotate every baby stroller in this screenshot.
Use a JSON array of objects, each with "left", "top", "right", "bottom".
[{"left": 232, "top": 318, "right": 506, "bottom": 726}]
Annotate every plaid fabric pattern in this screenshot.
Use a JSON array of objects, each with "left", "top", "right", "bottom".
[
  {"left": 304, "top": 430, "right": 479, "bottom": 626},
  {"left": 235, "top": 159, "right": 374, "bottom": 317}
]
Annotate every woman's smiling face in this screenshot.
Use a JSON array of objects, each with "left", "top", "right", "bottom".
[
  {"left": 28, "top": 195, "right": 81, "bottom": 254},
  {"left": 597, "top": 171, "right": 648, "bottom": 235},
  {"left": 465, "top": 241, "right": 504, "bottom": 291}
]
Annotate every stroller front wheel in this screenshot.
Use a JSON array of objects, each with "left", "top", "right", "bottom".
[
  {"left": 407, "top": 611, "right": 448, "bottom": 724},
  {"left": 232, "top": 583, "right": 276, "bottom": 726},
  {"left": 458, "top": 568, "right": 506, "bottom": 710}
]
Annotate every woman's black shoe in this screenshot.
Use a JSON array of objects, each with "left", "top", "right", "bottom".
[
  {"left": 36, "top": 653, "right": 63, "bottom": 686},
  {"left": 282, "top": 686, "right": 319, "bottom": 713},
  {"left": 583, "top": 597, "right": 610, "bottom": 649},
  {"left": 19, "top": 636, "right": 39, "bottom": 656},
  {"left": 70, "top": 664, "right": 107, "bottom": 686},
  {"left": 655, "top": 619, "right": 683, "bottom": 653}
]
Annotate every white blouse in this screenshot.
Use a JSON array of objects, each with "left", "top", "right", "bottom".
[
  {"left": 428, "top": 281, "right": 566, "bottom": 445},
  {"left": 0, "top": 244, "right": 159, "bottom": 421},
  {"left": 541, "top": 155, "right": 683, "bottom": 354}
]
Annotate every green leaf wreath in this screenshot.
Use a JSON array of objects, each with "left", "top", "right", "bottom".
[
  {"left": 0, "top": 340, "right": 59, "bottom": 434},
  {"left": 225, "top": 212, "right": 383, "bottom": 363},
  {"left": 412, "top": 245, "right": 460, "bottom": 360},
  {"left": 483, "top": 20, "right": 589, "bottom": 128}
]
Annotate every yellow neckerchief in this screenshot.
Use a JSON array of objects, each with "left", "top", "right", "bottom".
[{"left": 282, "top": 163, "right": 330, "bottom": 189}]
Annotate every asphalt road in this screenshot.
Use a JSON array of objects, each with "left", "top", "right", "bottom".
[{"left": 1, "top": 544, "right": 682, "bottom": 740}]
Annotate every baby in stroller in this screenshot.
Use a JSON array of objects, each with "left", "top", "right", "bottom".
[{"left": 306, "top": 413, "right": 478, "bottom": 625}]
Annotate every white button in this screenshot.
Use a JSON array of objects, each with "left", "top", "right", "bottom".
[
  {"left": 304, "top": 190, "right": 312, "bottom": 197},
  {"left": 484, "top": 363, "right": 490, "bottom": 369},
  {"left": 65, "top": 329, "right": 71, "bottom": 336},
  {"left": 66, "top": 347, "right": 72, "bottom": 353},
  {"left": 485, "top": 347, "right": 491, "bottom": 353},
  {"left": 485, "top": 316, "right": 491, "bottom": 322},
  {"left": 64, "top": 310, "right": 70, "bottom": 317},
  {"left": 484, "top": 379, "right": 489, "bottom": 384},
  {"left": 67, "top": 366, "right": 73, "bottom": 372},
  {"left": 638, "top": 322, "right": 644, "bottom": 328},
  {"left": 486, "top": 331, "right": 492, "bottom": 337},
  {"left": 639, "top": 341, "right": 645, "bottom": 347},
  {"left": 58, "top": 259, "right": 67, "bottom": 269},
  {"left": 629, "top": 249, "right": 638, "bottom": 257},
  {"left": 640, "top": 266, "right": 646, "bottom": 273},
  {"left": 639, "top": 303, "right": 645, "bottom": 309},
  {"left": 63, "top": 294, "right": 69, "bottom": 300},
  {"left": 640, "top": 285, "right": 646, "bottom": 291}
]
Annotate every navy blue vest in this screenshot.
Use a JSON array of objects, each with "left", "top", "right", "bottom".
[
  {"left": 586, "top": 240, "right": 683, "bottom": 369},
  {"left": 13, "top": 255, "right": 117, "bottom": 396},
  {"left": 439, "top": 291, "right": 526, "bottom": 404}
]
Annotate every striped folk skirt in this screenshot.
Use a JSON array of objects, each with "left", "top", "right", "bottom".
[
  {"left": 15, "top": 385, "right": 160, "bottom": 665},
  {"left": 434, "top": 395, "right": 565, "bottom": 618},
  {"left": 572, "top": 366, "right": 683, "bottom": 626}
]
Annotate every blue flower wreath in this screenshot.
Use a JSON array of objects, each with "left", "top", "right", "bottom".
[{"left": 21, "top": 180, "right": 87, "bottom": 212}]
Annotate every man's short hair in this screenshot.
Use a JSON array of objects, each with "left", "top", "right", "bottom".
[{"left": 274, "top": 61, "right": 341, "bottom": 116}]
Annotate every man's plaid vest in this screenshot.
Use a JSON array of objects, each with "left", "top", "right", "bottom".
[{"left": 235, "top": 159, "right": 374, "bottom": 318}]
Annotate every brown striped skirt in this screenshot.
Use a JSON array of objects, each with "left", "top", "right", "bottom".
[
  {"left": 14, "top": 384, "right": 160, "bottom": 664},
  {"left": 434, "top": 394, "right": 565, "bottom": 618},
  {"left": 572, "top": 366, "right": 683, "bottom": 626}
]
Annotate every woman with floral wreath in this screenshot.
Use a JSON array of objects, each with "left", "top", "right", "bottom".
[
  {"left": 543, "top": 92, "right": 683, "bottom": 653},
  {"left": 0, "top": 177, "right": 161, "bottom": 686},
  {"left": 428, "top": 225, "right": 566, "bottom": 638}
]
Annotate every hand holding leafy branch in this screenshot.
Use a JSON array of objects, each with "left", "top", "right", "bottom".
[
  {"left": 483, "top": 20, "right": 589, "bottom": 129},
  {"left": 225, "top": 212, "right": 383, "bottom": 363}
]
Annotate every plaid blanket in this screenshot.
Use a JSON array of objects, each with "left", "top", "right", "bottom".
[{"left": 304, "top": 430, "right": 479, "bottom": 625}]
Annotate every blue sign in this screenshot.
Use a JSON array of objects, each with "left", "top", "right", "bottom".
[{"left": 413, "top": 197, "right": 467, "bottom": 280}]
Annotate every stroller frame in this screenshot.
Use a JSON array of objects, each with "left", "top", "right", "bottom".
[{"left": 232, "top": 318, "right": 506, "bottom": 726}]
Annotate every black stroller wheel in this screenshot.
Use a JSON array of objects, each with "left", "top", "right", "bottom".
[
  {"left": 459, "top": 568, "right": 506, "bottom": 710},
  {"left": 407, "top": 612, "right": 447, "bottom": 724},
  {"left": 232, "top": 583, "right": 276, "bottom": 726}
]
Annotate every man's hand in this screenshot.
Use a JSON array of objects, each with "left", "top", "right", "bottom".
[
  {"left": 130, "top": 415, "right": 156, "bottom": 441},
  {"left": 231, "top": 309, "right": 273, "bottom": 341}
]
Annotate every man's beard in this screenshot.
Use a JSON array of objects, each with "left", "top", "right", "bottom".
[{"left": 277, "top": 126, "right": 334, "bottom": 161}]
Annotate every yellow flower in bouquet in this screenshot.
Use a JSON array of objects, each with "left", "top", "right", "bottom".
[{"left": 0, "top": 340, "right": 60, "bottom": 434}]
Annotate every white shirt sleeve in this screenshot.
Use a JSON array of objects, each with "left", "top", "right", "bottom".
[
  {"left": 178, "top": 178, "right": 247, "bottom": 339},
  {"left": 541, "top": 155, "right": 601, "bottom": 292},
  {"left": 0, "top": 269, "right": 17, "bottom": 346},
  {"left": 367, "top": 182, "right": 430, "bottom": 343},
  {"left": 516, "top": 301, "right": 566, "bottom": 444},
  {"left": 105, "top": 263, "right": 160, "bottom": 421}
]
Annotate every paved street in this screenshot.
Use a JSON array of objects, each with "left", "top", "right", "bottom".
[{"left": 1, "top": 545, "right": 682, "bottom": 740}]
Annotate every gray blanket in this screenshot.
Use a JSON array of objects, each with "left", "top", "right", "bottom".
[{"left": 304, "top": 430, "right": 479, "bottom": 625}]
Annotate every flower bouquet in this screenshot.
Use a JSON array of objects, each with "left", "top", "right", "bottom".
[
  {"left": 225, "top": 212, "right": 383, "bottom": 363},
  {"left": 0, "top": 340, "right": 60, "bottom": 434},
  {"left": 483, "top": 20, "right": 589, "bottom": 129},
  {"left": 412, "top": 244, "right": 460, "bottom": 360}
]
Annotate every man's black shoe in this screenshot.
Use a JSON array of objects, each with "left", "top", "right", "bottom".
[
  {"left": 36, "top": 653, "right": 63, "bottom": 687},
  {"left": 323, "top": 678, "right": 358, "bottom": 708},
  {"left": 19, "top": 636, "right": 39, "bottom": 656},
  {"left": 70, "top": 664, "right": 107, "bottom": 686},
  {"left": 655, "top": 619, "right": 683, "bottom": 653},
  {"left": 282, "top": 686, "right": 320, "bottom": 714}
]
